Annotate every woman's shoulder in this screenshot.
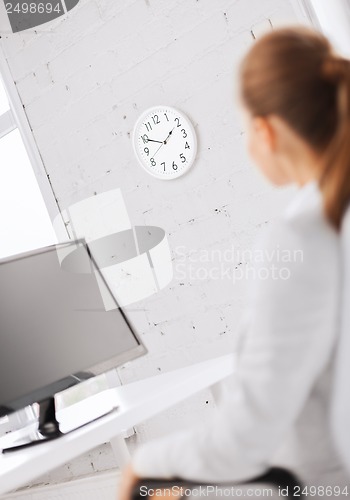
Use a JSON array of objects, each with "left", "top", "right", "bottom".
[
  {"left": 268, "top": 182, "right": 339, "bottom": 254},
  {"left": 254, "top": 183, "right": 339, "bottom": 280}
]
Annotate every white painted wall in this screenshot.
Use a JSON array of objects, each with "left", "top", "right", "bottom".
[{"left": 0, "top": 0, "right": 309, "bottom": 492}]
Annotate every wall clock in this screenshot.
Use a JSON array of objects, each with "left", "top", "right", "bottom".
[{"left": 132, "top": 106, "right": 197, "bottom": 180}]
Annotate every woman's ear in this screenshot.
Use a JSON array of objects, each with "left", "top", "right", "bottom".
[{"left": 252, "top": 116, "right": 276, "bottom": 152}]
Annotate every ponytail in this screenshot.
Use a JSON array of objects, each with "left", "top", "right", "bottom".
[{"left": 320, "top": 57, "right": 350, "bottom": 231}]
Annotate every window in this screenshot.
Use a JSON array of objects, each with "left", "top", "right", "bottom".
[{"left": 0, "top": 69, "right": 57, "bottom": 259}]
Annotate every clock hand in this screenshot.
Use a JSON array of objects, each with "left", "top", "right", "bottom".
[
  {"left": 152, "top": 143, "right": 164, "bottom": 158},
  {"left": 153, "top": 127, "right": 176, "bottom": 158},
  {"left": 163, "top": 127, "right": 175, "bottom": 145},
  {"left": 150, "top": 128, "right": 176, "bottom": 158},
  {"left": 146, "top": 139, "right": 164, "bottom": 144}
]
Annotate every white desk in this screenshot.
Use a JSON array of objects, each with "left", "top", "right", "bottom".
[{"left": 0, "top": 354, "right": 235, "bottom": 497}]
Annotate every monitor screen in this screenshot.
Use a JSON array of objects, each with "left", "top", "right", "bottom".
[{"left": 0, "top": 240, "right": 146, "bottom": 414}]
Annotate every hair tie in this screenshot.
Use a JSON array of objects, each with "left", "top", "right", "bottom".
[{"left": 322, "top": 55, "right": 350, "bottom": 83}]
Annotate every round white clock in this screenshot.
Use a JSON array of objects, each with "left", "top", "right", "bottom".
[{"left": 132, "top": 105, "right": 197, "bottom": 179}]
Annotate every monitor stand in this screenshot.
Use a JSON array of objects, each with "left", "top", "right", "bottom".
[
  {"left": 2, "top": 397, "right": 62, "bottom": 452},
  {"left": 37, "top": 396, "right": 62, "bottom": 439},
  {"left": 1, "top": 374, "right": 119, "bottom": 453}
]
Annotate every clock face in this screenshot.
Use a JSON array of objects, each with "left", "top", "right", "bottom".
[{"left": 132, "top": 106, "right": 197, "bottom": 179}]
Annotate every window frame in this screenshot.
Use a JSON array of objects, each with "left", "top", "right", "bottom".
[{"left": 0, "top": 46, "right": 68, "bottom": 241}]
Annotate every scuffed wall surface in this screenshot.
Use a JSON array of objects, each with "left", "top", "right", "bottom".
[{"left": 0, "top": 0, "right": 305, "bottom": 487}]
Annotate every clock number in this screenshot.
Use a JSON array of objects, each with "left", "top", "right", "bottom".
[
  {"left": 145, "top": 122, "right": 152, "bottom": 132},
  {"left": 150, "top": 158, "right": 156, "bottom": 167},
  {"left": 172, "top": 161, "right": 178, "bottom": 170},
  {"left": 164, "top": 112, "right": 169, "bottom": 122},
  {"left": 161, "top": 162, "right": 166, "bottom": 172},
  {"left": 181, "top": 129, "right": 187, "bottom": 138},
  {"left": 141, "top": 134, "right": 149, "bottom": 144},
  {"left": 152, "top": 114, "right": 160, "bottom": 125},
  {"left": 180, "top": 153, "right": 186, "bottom": 163},
  {"left": 144, "top": 147, "right": 150, "bottom": 156},
  {"left": 174, "top": 117, "right": 181, "bottom": 128},
  {"left": 185, "top": 141, "right": 190, "bottom": 149}
]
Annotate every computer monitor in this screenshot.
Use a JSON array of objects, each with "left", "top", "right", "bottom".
[{"left": 0, "top": 240, "right": 146, "bottom": 451}]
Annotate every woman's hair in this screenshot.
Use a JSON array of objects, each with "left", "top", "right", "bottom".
[{"left": 239, "top": 27, "right": 350, "bottom": 231}]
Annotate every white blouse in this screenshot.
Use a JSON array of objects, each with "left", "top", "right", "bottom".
[{"left": 132, "top": 182, "right": 350, "bottom": 489}]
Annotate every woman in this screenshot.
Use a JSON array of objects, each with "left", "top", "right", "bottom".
[{"left": 119, "top": 27, "right": 350, "bottom": 498}]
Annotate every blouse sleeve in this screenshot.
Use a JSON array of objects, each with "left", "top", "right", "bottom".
[{"left": 132, "top": 216, "right": 340, "bottom": 482}]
